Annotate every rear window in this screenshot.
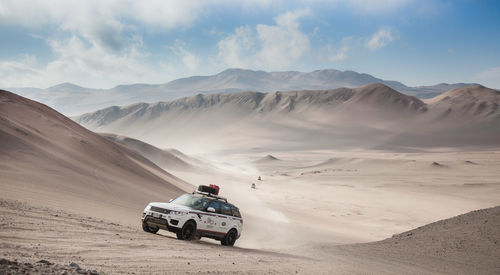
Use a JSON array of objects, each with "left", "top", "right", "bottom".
[
  {"left": 206, "top": 200, "right": 221, "bottom": 213},
  {"left": 220, "top": 203, "right": 232, "bottom": 216},
  {"left": 231, "top": 206, "right": 241, "bottom": 218}
]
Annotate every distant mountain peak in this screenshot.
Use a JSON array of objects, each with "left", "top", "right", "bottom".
[
  {"left": 353, "top": 83, "right": 427, "bottom": 111},
  {"left": 47, "top": 82, "right": 84, "bottom": 90},
  {"left": 254, "top": 154, "right": 281, "bottom": 163},
  {"left": 355, "top": 82, "right": 405, "bottom": 97},
  {"left": 435, "top": 85, "right": 498, "bottom": 100},
  {"left": 264, "top": 154, "right": 279, "bottom": 160},
  {"left": 217, "top": 68, "right": 268, "bottom": 75},
  {"left": 358, "top": 82, "right": 393, "bottom": 90}
]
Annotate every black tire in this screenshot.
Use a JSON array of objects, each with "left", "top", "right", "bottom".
[
  {"left": 193, "top": 232, "right": 202, "bottom": 241},
  {"left": 221, "top": 229, "right": 237, "bottom": 246},
  {"left": 142, "top": 220, "right": 159, "bottom": 234},
  {"left": 177, "top": 221, "right": 196, "bottom": 240}
]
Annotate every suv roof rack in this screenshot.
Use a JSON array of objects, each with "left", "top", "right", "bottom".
[{"left": 193, "top": 190, "right": 228, "bottom": 202}]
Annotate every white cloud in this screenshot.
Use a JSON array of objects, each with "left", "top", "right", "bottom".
[
  {"left": 0, "top": 0, "right": 205, "bottom": 51},
  {"left": 365, "top": 28, "right": 397, "bottom": 50},
  {"left": 473, "top": 67, "right": 500, "bottom": 89},
  {"left": 0, "top": 56, "right": 42, "bottom": 88},
  {"left": 0, "top": 0, "right": 207, "bottom": 88},
  {"left": 217, "top": 9, "right": 312, "bottom": 70},
  {"left": 170, "top": 42, "right": 200, "bottom": 71},
  {"left": 132, "top": 0, "right": 204, "bottom": 30},
  {"left": 0, "top": 35, "right": 173, "bottom": 88},
  {"left": 217, "top": 26, "right": 257, "bottom": 69},
  {"left": 329, "top": 46, "right": 349, "bottom": 62},
  {"left": 47, "top": 35, "right": 150, "bottom": 80}
]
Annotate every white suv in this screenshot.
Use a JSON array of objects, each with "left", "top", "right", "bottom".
[{"left": 141, "top": 185, "right": 243, "bottom": 246}]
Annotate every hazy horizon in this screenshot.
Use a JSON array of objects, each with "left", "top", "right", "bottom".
[{"left": 3, "top": 67, "right": 487, "bottom": 90}]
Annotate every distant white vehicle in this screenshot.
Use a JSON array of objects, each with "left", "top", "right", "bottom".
[{"left": 141, "top": 185, "right": 243, "bottom": 246}]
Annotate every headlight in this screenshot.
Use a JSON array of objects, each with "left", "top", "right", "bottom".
[
  {"left": 145, "top": 205, "right": 152, "bottom": 211},
  {"left": 172, "top": 211, "right": 188, "bottom": 216}
]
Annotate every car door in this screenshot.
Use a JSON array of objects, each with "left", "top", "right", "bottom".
[
  {"left": 219, "top": 203, "right": 233, "bottom": 233},
  {"left": 199, "top": 200, "right": 222, "bottom": 233}
]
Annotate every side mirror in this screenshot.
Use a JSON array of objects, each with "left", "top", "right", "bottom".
[
  {"left": 207, "top": 207, "right": 215, "bottom": 213},
  {"left": 169, "top": 199, "right": 173, "bottom": 203}
]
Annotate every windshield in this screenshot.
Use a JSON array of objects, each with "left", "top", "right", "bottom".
[{"left": 171, "top": 194, "right": 211, "bottom": 211}]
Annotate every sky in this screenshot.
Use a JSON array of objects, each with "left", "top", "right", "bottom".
[{"left": 0, "top": 0, "right": 499, "bottom": 89}]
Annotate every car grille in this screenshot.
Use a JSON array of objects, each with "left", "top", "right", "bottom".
[
  {"left": 150, "top": 206, "right": 171, "bottom": 214},
  {"left": 147, "top": 217, "right": 167, "bottom": 225}
]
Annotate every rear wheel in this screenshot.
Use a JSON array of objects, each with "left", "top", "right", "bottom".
[
  {"left": 142, "top": 221, "right": 159, "bottom": 234},
  {"left": 177, "top": 221, "right": 196, "bottom": 240},
  {"left": 221, "top": 229, "right": 237, "bottom": 246}
]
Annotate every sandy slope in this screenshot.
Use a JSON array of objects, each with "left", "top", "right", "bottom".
[
  {"left": 99, "top": 133, "right": 216, "bottom": 175},
  {"left": 332, "top": 205, "right": 500, "bottom": 275},
  {"left": 100, "top": 133, "right": 195, "bottom": 171},
  {"left": 0, "top": 89, "right": 189, "bottom": 225},
  {"left": 3, "top": 199, "right": 498, "bottom": 274},
  {"left": 0, "top": 199, "right": 310, "bottom": 274}
]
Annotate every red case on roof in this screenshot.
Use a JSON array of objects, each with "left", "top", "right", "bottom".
[{"left": 209, "top": 184, "right": 220, "bottom": 195}]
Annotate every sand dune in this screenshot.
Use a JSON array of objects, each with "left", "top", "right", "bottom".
[
  {"left": 100, "top": 133, "right": 198, "bottom": 171},
  {"left": 0, "top": 89, "right": 189, "bottom": 225},
  {"left": 334, "top": 206, "right": 500, "bottom": 274}
]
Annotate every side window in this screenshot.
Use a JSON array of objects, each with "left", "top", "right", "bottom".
[
  {"left": 206, "top": 201, "right": 220, "bottom": 213},
  {"left": 231, "top": 206, "right": 241, "bottom": 218},
  {"left": 220, "top": 203, "right": 232, "bottom": 216}
]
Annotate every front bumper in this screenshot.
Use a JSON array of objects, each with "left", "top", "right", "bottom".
[{"left": 142, "top": 210, "right": 183, "bottom": 233}]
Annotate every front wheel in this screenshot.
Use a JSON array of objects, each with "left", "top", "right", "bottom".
[
  {"left": 177, "top": 221, "right": 196, "bottom": 240},
  {"left": 142, "top": 221, "right": 159, "bottom": 234},
  {"left": 221, "top": 229, "right": 237, "bottom": 246},
  {"left": 193, "top": 232, "right": 202, "bottom": 241}
]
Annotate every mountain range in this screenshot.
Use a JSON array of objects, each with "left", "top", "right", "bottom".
[
  {"left": 7, "top": 68, "right": 475, "bottom": 116},
  {"left": 75, "top": 83, "right": 500, "bottom": 153}
]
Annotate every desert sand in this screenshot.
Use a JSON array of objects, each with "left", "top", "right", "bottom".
[
  {"left": 2, "top": 198, "right": 498, "bottom": 274},
  {"left": 2, "top": 88, "right": 500, "bottom": 274}
]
